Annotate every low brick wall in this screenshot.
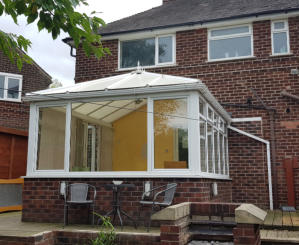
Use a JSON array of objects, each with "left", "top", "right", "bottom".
[
  {"left": 0, "top": 231, "right": 160, "bottom": 245},
  {"left": 22, "top": 178, "right": 232, "bottom": 224}
]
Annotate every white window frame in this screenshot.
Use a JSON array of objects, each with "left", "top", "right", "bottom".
[
  {"left": 26, "top": 91, "right": 229, "bottom": 179},
  {"left": 208, "top": 24, "right": 254, "bottom": 61},
  {"left": 0, "top": 72, "right": 22, "bottom": 102},
  {"left": 118, "top": 34, "right": 176, "bottom": 70},
  {"left": 271, "top": 20, "right": 290, "bottom": 55}
]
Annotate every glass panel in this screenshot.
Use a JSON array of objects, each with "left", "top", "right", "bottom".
[
  {"left": 37, "top": 106, "right": 66, "bottom": 170},
  {"left": 70, "top": 99, "right": 147, "bottom": 171},
  {"left": 273, "top": 32, "right": 288, "bottom": 54},
  {"left": 214, "top": 114, "right": 218, "bottom": 127},
  {"left": 219, "top": 133, "right": 224, "bottom": 174},
  {"left": 0, "top": 75, "right": 4, "bottom": 98},
  {"left": 199, "top": 101, "right": 204, "bottom": 115},
  {"left": 154, "top": 98, "right": 188, "bottom": 169},
  {"left": 207, "top": 124, "right": 213, "bottom": 173},
  {"left": 209, "top": 36, "right": 251, "bottom": 60},
  {"left": 224, "top": 136, "right": 228, "bottom": 175},
  {"left": 274, "top": 22, "right": 285, "bottom": 30},
  {"left": 211, "top": 26, "right": 249, "bottom": 37},
  {"left": 214, "top": 130, "right": 219, "bottom": 174},
  {"left": 158, "top": 36, "right": 173, "bottom": 63},
  {"left": 7, "top": 78, "right": 19, "bottom": 99},
  {"left": 121, "top": 38, "right": 155, "bottom": 68},
  {"left": 200, "top": 120, "right": 206, "bottom": 172},
  {"left": 208, "top": 107, "right": 213, "bottom": 120}
]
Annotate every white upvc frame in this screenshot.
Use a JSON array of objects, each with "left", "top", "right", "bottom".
[
  {"left": 271, "top": 20, "right": 290, "bottom": 55},
  {"left": 208, "top": 24, "right": 254, "bottom": 62},
  {"left": 0, "top": 72, "right": 22, "bottom": 102},
  {"left": 118, "top": 34, "right": 176, "bottom": 70},
  {"left": 26, "top": 91, "right": 229, "bottom": 179}
]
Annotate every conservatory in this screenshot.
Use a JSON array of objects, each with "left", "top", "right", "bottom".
[{"left": 24, "top": 70, "right": 231, "bottom": 179}]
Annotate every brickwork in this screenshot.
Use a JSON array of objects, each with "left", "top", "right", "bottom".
[
  {"left": 233, "top": 224, "right": 261, "bottom": 245},
  {"left": 22, "top": 178, "right": 232, "bottom": 224},
  {"left": 0, "top": 51, "right": 52, "bottom": 130},
  {"left": 73, "top": 16, "right": 299, "bottom": 209}
]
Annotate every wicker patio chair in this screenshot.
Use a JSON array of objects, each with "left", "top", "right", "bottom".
[
  {"left": 139, "top": 183, "right": 177, "bottom": 231},
  {"left": 63, "top": 183, "right": 97, "bottom": 226}
]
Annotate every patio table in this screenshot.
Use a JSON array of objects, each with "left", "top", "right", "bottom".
[{"left": 99, "top": 183, "right": 137, "bottom": 228}]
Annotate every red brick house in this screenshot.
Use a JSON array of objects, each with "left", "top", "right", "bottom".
[
  {"left": 0, "top": 50, "right": 52, "bottom": 179},
  {"left": 22, "top": 0, "right": 299, "bottom": 224}
]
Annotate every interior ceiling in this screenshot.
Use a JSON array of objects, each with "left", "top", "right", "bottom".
[{"left": 71, "top": 99, "right": 147, "bottom": 125}]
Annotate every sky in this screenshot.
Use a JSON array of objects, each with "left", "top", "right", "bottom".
[{"left": 0, "top": 0, "right": 162, "bottom": 86}]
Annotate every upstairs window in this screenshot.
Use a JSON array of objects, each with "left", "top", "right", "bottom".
[
  {"left": 208, "top": 25, "right": 253, "bottom": 61},
  {"left": 0, "top": 72, "right": 22, "bottom": 102},
  {"left": 120, "top": 35, "right": 175, "bottom": 69},
  {"left": 272, "top": 20, "right": 290, "bottom": 55}
]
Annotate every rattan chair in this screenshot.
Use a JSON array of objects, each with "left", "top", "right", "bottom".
[
  {"left": 63, "top": 183, "right": 96, "bottom": 226},
  {"left": 139, "top": 183, "right": 177, "bottom": 231}
]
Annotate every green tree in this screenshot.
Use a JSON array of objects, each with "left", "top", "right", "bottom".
[{"left": 0, "top": 0, "right": 110, "bottom": 70}]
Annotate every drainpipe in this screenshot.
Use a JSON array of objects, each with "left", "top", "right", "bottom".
[{"left": 229, "top": 126, "right": 273, "bottom": 210}]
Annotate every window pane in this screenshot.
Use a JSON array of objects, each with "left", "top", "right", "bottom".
[
  {"left": 121, "top": 38, "right": 155, "bottom": 68},
  {"left": 70, "top": 99, "right": 147, "bottom": 172},
  {"left": 219, "top": 134, "right": 224, "bottom": 174},
  {"left": 199, "top": 101, "right": 204, "bottom": 115},
  {"left": 154, "top": 98, "right": 188, "bottom": 169},
  {"left": 274, "top": 22, "right": 285, "bottom": 30},
  {"left": 208, "top": 107, "right": 213, "bottom": 120},
  {"left": 209, "top": 36, "right": 251, "bottom": 60},
  {"left": 158, "top": 36, "right": 173, "bottom": 63},
  {"left": 200, "top": 121, "right": 206, "bottom": 172},
  {"left": 211, "top": 26, "right": 249, "bottom": 37},
  {"left": 224, "top": 136, "right": 228, "bottom": 175},
  {"left": 273, "top": 32, "right": 288, "bottom": 54},
  {"left": 214, "top": 130, "right": 219, "bottom": 174},
  {"left": 207, "top": 124, "right": 213, "bottom": 173},
  {"left": 0, "top": 75, "right": 4, "bottom": 98},
  {"left": 7, "top": 78, "right": 19, "bottom": 99},
  {"left": 37, "top": 106, "right": 66, "bottom": 170}
]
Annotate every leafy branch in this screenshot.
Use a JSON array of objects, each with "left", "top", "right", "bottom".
[{"left": 0, "top": 0, "right": 110, "bottom": 70}]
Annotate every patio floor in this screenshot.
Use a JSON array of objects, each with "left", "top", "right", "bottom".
[
  {"left": 0, "top": 211, "right": 159, "bottom": 237},
  {"left": 263, "top": 210, "right": 299, "bottom": 229}
]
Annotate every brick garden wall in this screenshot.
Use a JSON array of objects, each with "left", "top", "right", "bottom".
[
  {"left": 73, "top": 16, "right": 299, "bottom": 209},
  {"left": 22, "top": 178, "right": 232, "bottom": 224},
  {"left": 0, "top": 51, "right": 52, "bottom": 131}
]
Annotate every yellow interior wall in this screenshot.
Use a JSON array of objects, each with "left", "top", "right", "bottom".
[{"left": 112, "top": 105, "right": 148, "bottom": 171}]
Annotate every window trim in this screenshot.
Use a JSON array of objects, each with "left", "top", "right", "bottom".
[
  {"left": 118, "top": 34, "right": 176, "bottom": 70},
  {"left": 271, "top": 20, "right": 290, "bottom": 55},
  {"left": 26, "top": 91, "right": 230, "bottom": 179},
  {"left": 208, "top": 24, "right": 254, "bottom": 62},
  {"left": 0, "top": 72, "right": 22, "bottom": 102}
]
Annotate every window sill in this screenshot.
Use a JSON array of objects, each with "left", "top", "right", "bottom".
[
  {"left": 270, "top": 52, "right": 293, "bottom": 57},
  {"left": 206, "top": 56, "right": 256, "bottom": 63},
  {"left": 116, "top": 63, "right": 178, "bottom": 72},
  {"left": 0, "top": 98, "right": 22, "bottom": 103},
  {"left": 24, "top": 172, "right": 231, "bottom": 180}
]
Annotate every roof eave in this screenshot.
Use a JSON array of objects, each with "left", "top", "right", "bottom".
[{"left": 62, "top": 8, "right": 299, "bottom": 46}]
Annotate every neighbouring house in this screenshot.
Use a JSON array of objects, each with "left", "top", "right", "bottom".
[
  {"left": 22, "top": 0, "right": 299, "bottom": 225},
  {"left": 0, "top": 49, "right": 52, "bottom": 179}
]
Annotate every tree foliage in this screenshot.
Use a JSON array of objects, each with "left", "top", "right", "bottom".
[{"left": 0, "top": 0, "right": 110, "bottom": 70}]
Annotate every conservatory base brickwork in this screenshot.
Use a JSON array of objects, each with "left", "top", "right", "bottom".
[{"left": 22, "top": 178, "right": 232, "bottom": 224}]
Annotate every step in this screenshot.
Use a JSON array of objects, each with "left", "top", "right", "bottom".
[{"left": 189, "top": 227, "right": 233, "bottom": 242}]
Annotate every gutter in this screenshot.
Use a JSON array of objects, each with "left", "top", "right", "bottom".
[
  {"left": 62, "top": 8, "right": 299, "bottom": 45},
  {"left": 24, "top": 82, "right": 231, "bottom": 122},
  {"left": 229, "top": 126, "right": 273, "bottom": 210}
]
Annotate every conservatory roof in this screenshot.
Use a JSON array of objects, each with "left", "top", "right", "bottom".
[{"left": 25, "top": 70, "right": 231, "bottom": 122}]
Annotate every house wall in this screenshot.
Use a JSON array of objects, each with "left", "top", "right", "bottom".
[
  {"left": 0, "top": 51, "right": 52, "bottom": 131},
  {"left": 22, "top": 178, "right": 232, "bottom": 224},
  {"left": 72, "top": 16, "right": 299, "bottom": 209}
]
